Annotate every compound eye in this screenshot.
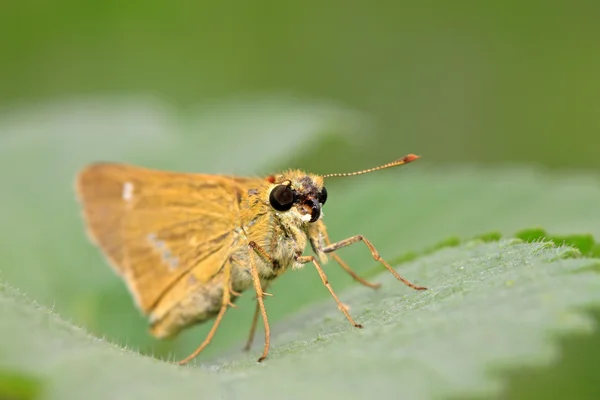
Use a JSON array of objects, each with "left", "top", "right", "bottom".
[
  {"left": 318, "top": 187, "right": 328, "bottom": 205},
  {"left": 269, "top": 185, "right": 295, "bottom": 211}
]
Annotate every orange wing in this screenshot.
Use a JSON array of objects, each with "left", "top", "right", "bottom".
[{"left": 76, "top": 162, "right": 259, "bottom": 317}]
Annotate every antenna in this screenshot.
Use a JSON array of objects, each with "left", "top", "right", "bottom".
[{"left": 322, "top": 154, "right": 420, "bottom": 178}]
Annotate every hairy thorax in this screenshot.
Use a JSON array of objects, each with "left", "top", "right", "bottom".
[{"left": 229, "top": 211, "right": 309, "bottom": 292}]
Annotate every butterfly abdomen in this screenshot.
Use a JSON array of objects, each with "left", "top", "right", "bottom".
[{"left": 148, "top": 276, "right": 231, "bottom": 338}]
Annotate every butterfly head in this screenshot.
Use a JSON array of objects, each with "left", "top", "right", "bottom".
[{"left": 265, "top": 170, "right": 327, "bottom": 224}]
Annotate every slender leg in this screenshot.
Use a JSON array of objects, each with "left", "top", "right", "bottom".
[
  {"left": 178, "top": 264, "right": 235, "bottom": 365},
  {"left": 320, "top": 226, "right": 380, "bottom": 289},
  {"left": 323, "top": 235, "right": 427, "bottom": 291},
  {"left": 243, "top": 302, "right": 260, "bottom": 351},
  {"left": 297, "top": 255, "right": 363, "bottom": 328},
  {"left": 243, "top": 282, "right": 270, "bottom": 351},
  {"left": 229, "top": 280, "right": 242, "bottom": 297},
  {"left": 248, "top": 241, "right": 271, "bottom": 362},
  {"left": 330, "top": 252, "right": 381, "bottom": 289}
]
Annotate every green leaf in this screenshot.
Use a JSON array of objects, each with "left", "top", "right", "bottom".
[
  {"left": 1, "top": 239, "right": 599, "bottom": 400},
  {"left": 515, "top": 228, "right": 600, "bottom": 258}
]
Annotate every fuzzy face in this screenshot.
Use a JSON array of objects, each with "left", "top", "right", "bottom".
[{"left": 265, "top": 169, "right": 328, "bottom": 225}]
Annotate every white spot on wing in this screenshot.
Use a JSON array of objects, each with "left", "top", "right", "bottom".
[
  {"left": 122, "top": 182, "right": 134, "bottom": 201},
  {"left": 147, "top": 232, "right": 179, "bottom": 270}
]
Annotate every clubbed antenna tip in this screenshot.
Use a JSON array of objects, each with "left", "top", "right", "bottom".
[{"left": 322, "top": 154, "right": 420, "bottom": 179}]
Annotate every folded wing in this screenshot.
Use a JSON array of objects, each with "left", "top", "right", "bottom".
[{"left": 76, "top": 162, "right": 249, "bottom": 315}]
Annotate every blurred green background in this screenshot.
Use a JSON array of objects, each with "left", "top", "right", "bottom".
[
  {"left": 2, "top": 1, "right": 599, "bottom": 170},
  {"left": 1, "top": 1, "right": 600, "bottom": 398}
]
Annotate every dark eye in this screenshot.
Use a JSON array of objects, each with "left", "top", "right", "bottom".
[
  {"left": 318, "top": 187, "right": 328, "bottom": 205},
  {"left": 269, "top": 185, "right": 296, "bottom": 211}
]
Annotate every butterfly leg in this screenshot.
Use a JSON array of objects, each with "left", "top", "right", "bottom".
[
  {"left": 317, "top": 223, "right": 380, "bottom": 289},
  {"left": 227, "top": 281, "right": 241, "bottom": 309},
  {"left": 243, "top": 282, "right": 270, "bottom": 352},
  {"left": 243, "top": 301, "right": 260, "bottom": 351},
  {"left": 330, "top": 251, "right": 381, "bottom": 289},
  {"left": 248, "top": 241, "right": 272, "bottom": 362},
  {"left": 177, "top": 263, "right": 235, "bottom": 365},
  {"left": 297, "top": 255, "right": 363, "bottom": 328},
  {"left": 323, "top": 235, "right": 427, "bottom": 291}
]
